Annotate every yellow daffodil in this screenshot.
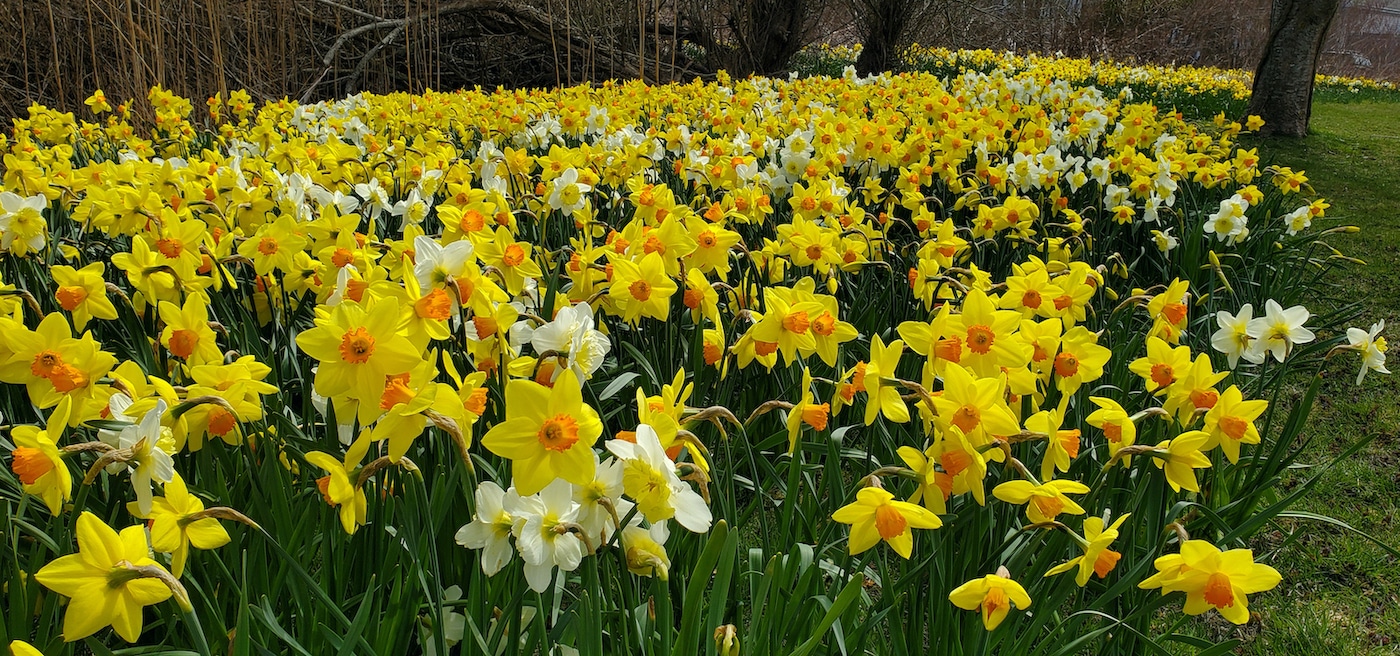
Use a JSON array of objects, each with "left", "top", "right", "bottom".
[
  {"left": 305, "top": 429, "right": 373, "bottom": 535},
  {"left": 34, "top": 512, "right": 175, "bottom": 642},
  {"left": 855, "top": 342, "right": 903, "bottom": 428},
  {"left": 832, "top": 486, "right": 942, "bottom": 558},
  {"left": 8, "top": 397, "right": 73, "bottom": 515},
  {"left": 126, "top": 472, "right": 231, "bottom": 578},
  {"left": 1201, "top": 385, "right": 1267, "bottom": 463},
  {"left": 1139, "top": 540, "right": 1281, "bottom": 625},
  {"left": 993, "top": 478, "right": 1089, "bottom": 524},
  {"left": 786, "top": 368, "right": 830, "bottom": 453},
  {"left": 51, "top": 262, "right": 118, "bottom": 330},
  {"left": 930, "top": 363, "right": 1021, "bottom": 456},
  {"left": 608, "top": 252, "right": 678, "bottom": 323},
  {"left": 1045, "top": 514, "right": 1130, "bottom": 586},
  {"left": 1151, "top": 430, "right": 1213, "bottom": 492},
  {"left": 1087, "top": 396, "right": 1137, "bottom": 462},
  {"left": 294, "top": 297, "right": 423, "bottom": 423},
  {"left": 481, "top": 369, "right": 602, "bottom": 495},
  {"left": 949, "top": 571, "right": 1032, "bottom": 630},
  {"left": 1129, "top": 337, "right": 1192, "bottom": 393},
  {"left": 159, "top": 294, "right": 221, "bottom": 366}
]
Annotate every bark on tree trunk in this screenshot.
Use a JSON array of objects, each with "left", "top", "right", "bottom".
[
  {"left": 853, "top": 0, "right": 913, "bottom": 76},
  {"left": 1245, "top": 0, "right": 1341, "bottom": 137}
]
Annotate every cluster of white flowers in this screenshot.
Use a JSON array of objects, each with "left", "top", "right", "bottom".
[
  {"left": 1204, "top": 194, "right": 1250, "bottom": 243},
  {"left": 455, "top": 424, "right": 711, "bottom": 592},
  {"left": 0, "top": 191, "right": 49, "bottom": 256},
  {"left": 1211, "top": 300, "right": 1315, "bottom": 367},
  {"left": 1212, "top": 300, "right": 1390, "bottom": 384}
]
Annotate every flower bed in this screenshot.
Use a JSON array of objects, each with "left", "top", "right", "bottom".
[{"left": 0, "top": 66, "right": 1390, "bottom": 654}]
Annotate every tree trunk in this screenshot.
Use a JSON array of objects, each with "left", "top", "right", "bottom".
[
  {"left": 853, "top": 0, "right": 913, "bottom": 76},
  {"left": 1245, "top": 0, "right": 1341, "bottom": 137}
]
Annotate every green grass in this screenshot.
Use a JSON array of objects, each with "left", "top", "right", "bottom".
[{"left": 1177, "top": 100, "right": 1400, "bottom": 654}]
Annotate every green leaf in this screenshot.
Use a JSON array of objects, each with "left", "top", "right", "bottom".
[
  {"left": 786, "top": 573, "right": 865, "bottom": 656},
  {"left": 673, "top": 520, "right": 731, "bottom": 656}
]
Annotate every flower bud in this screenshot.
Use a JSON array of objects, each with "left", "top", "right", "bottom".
[{"left": 714, "top": 624, "right": 739, "bottom": 656}]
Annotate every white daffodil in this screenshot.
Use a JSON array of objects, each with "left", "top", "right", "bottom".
[
  {"left": 1347, "top": 320, "right": 1389, "bottom": 384},
  {"left": 1211, "top": 304, "right": 1260, "bottom": 368},
  {"left": 514, "top": 479, "right": 585, "bottom": 593},
  {"left": 310, "top": 185, "right": 361, "bottom": 216},
  {"left": 1151, "top": 228, "right": 1178, "bottom": 253},
  {"left": 325, "top": 265, "right": 355, "bottom": 307},
  {"left": 119, "top": 400, "right": 176, "bottom": 516},
  {"left": 605, "top": 424, "right": 712, "bottom": 534},
  {"left": 547, "top": 167, "right": 591, "bottom": 215},
  {"left": 391, "top": 188, "right": 434, "bottom": 225},
  {"left": 413, "top": 234, "right": 474, "bottom": 300},
  {"left": 354, "top": 177, "right": 391, "bottom": 217},
  {"left": 0, "top": 191, "right": 49, "bottom": 256},
  {"left": 572, "top": 454, "right": 627, "bottom": 543},
  {"left": 530, "top": 303, "right": 611, "bottom": 382},
  {"left": 419, "top": 585, "right": 466, "bottom": 655},
  {"left": 621, "top": 521, "right": 671, "bottom": 580},
  {"left": 1205, "top": 195, "right": 1248, "bottom": 242},
  {"left": 455, "top": 481, "right": 518, "bottom": 576},
  {"left": 1247, "top": 299, "right": 1315, "bottom": 363},
  {"left": 1284, "top": 205, "right": 1312, "bottom": 235}
]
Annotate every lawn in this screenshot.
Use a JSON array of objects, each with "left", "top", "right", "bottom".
[{"left": 1191, "top": 100, "right": 1400, "bottom": 654}]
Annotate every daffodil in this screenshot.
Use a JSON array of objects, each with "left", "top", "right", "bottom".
[
  {"left": 294, "top": 297, "right": 423, "bottom": 423},
  {"left": 1051, "top": 326, "right": 1110, "bottom": 395},
  {"left": 862, "top": 334, "right": 910, "bottom": 425},
  {"left": 1128, "top": 337, "right": 1192, "bottom": 393},
  {"left": 749, "top": 287, "right": 825, "bottom": 365},
  {"left": 1139, "top": 540, "right": 1281, "bottom": 625},
  {"left": 529, "top": 302, "right": 611, "bottom": 382},
  {"left": 1087, "top": 396, "right": 1136, "bottom": 462},
  {"left": 8, "top": 396, "right": 73, "bottom": 515},
  {"left": 481, "top": 369, "right": 602, "bottom": 495},
  {"left": 1210, "top": 304, "right": 1259, "bottom": 368},
  {"left": 992, "top": 478, "right": 1089, "bottom": 524},
  {"left": 682, "top": 268, "right": 722, "bottom": 323},
  {"left": 1201, "top": 386, "right": 1267, "bottom": 463},
  {"left": 85, "top": 89, "right": 112, "bottom": 113},
  {"left": 1045, "top": 514, "right": 1130, "bottom": 586},
  {"left": 897, "top": 444, "right": 953, "bottom": 514},
  {"left": 622, "top": 521, "right": 672, "bottom": 579},
  {"left": 51, "top": 262, "right": 118, "bottom": 330},
  {"left": 474, "top": 226, "right": 543, "bottom": 295},
  {"left": 948, "top": 571, "right": 1032, "bottom": 630},
  {"left": 237, "top": 216, "right": 307, "bottom": 276},
  {"left": 953, "top": 288, "right": 1031, "bottom": 377},
  {"left": 126, "top": 472, "right": 231, "bottom": 577},
  {"left": 0, "top": 192, "right": 48, "bottom": 256},
  {"left": 455, "top": 481, "right": 518, "bottom": 575},
  {"left": 1246, "top": 299, "right": 1314, "bottom": 363},
  {"left": 159, "top": 294, "right": 222, "bottom": 366},
  {"left": 1161, "top": 353, "right": 1228, "bottom": 424},
  {"left": 608, "top": 252, "right": 678, "bottom": 324},
  {"left": 1347, "top": 320, "right": 1389, "bottom": 384},
  {"left": 305, "top": 429, "right": 373, "bottom": 535},
  {"left": 786, "top": 368, "right": 830, "bottom": 453},
  {"left": 34, "top": 512, "right": 175, "bottom": 642},
  {"left": 1146, "top": 279, "right": 1190, "bottom": 344},
  {"left": 930, "top": 363, "right": 1021, "bottom": 456},
  {"left": 114, "top": 400, "right": 177, "bottom": 516},
  {"left": 832, "top": 486, "right": 942, "bottom": 558},
  {"left": 512, "top": 479, "right": 585, "bottom": 593},
  {"left": 1026, "top": 408, "right": 1081, "bottom": 481},
  {"left": 605, "top": 423, "right": 711, "bottom": 532},
  {"left": 1151, "top": 430, "right": 1213, "bottom": 492}
]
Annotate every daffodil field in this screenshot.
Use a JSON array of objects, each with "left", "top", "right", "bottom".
[{"left": 0, "top": 53, "right": 1393, "bottom": 655}]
